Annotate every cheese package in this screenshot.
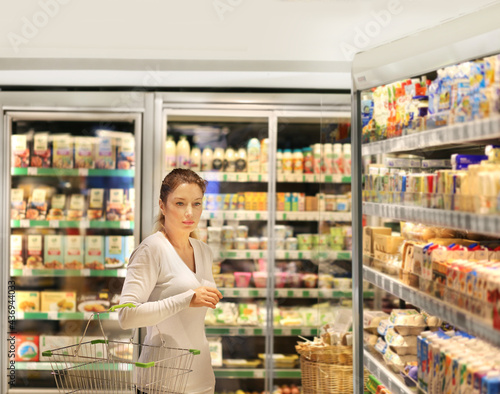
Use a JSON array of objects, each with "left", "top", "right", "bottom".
[
  {"left": 47, "top": 194, "right": 66, "bottom": 220},
  {"left": 105, "top": 236, "right": 125, "bottom": 268},
  {"left": 374, "top": 233, "right": 404, "bottom": 254},
  {"left": 117, "top": 135, "right": 135, "bottom": 170},
  {"left": 31, "top": 133, "right": 51, "bottom": 168},
  {"left": 52, "top": 136, "right": 74, "bottom": 169},
  {"left": 11, "top": 135, "right": 30, "bottom": 168},
  {"left": 363, "top": 227, "right": 392, "bottom": 255},
  {"left": 106, "top": 189, "right": 124, "bottom": 221},
  {"left": 10, "top": 234, "right": 24, "bottom": 269},
  {"left": 26, "top": 235, "right": 44, "bottom": 269},
  {"left": 66, "top": 194, "right": 85, "bottom": 221},
  {"left": 87, "top": 189, "right": 105, "bottom": 220},
  {"left": 26, "top": 189, "right": 48, "bottom": 220},
  {"left": 16, "top": 291, "right": 40, "bottom": 312},
  {"left": 74, "top": 137, "right": 95, "bottom": 169},
  {"left": 14, "top": 334, "right": 39, "bottom": 362},
  {"left": 85, "top": 236, "right": 105, "bottom": 270},
  {"left": 65, "top": 235, "right": 84, "bottom": 269},
  {"left": 95, "top": 136, "right": 116, "bottom": 169},
  {"left": 11, "top": 188, "right": 26, "bottom": 220},
  {"left": 44, "top": 235, "right": 64, "bottom": 269},
  {"left": 40, "top": 291, "right": 76, "bottom": 312}
]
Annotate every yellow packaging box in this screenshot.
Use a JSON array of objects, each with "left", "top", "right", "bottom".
[
  {"left": 16, "top": 291, "right": 40, "bottom": 312},
  {"left": 41, "top": 291, "right": 76, "bottom": 312}
]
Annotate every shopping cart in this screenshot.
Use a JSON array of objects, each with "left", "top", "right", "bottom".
[{"left": 42, "top": 303, "right": 199, "bottom": 394}]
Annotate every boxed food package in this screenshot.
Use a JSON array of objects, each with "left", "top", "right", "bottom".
[
  {"left": 31, "top": 133, "right": 51, "bottom": 168},
  {"left": 363, "top": 226, "right": 392, "bottom": 255},
  {"left": 66, "top": 194, "right": 85, "bottom": 221},
  {"left": 117, "top": 135, "right": 135, "bottom": 170},
  {"left": 105, "top": 236, "right": 125, "bottom": 268},
  {"left": 11, "top": 188, "right": 26, "bottom": 220},
  {"left": 16, "top": 291, "right": 40, "bottom": 312},
  {"left": 276, "top": 193, "right": 286, "bottom": 211},
  {"left": 237, "top": 303, "right": 259, "bottom": 326},
  {"left": 65, "top": 235, "right": 84, "bottom": 269},
  {"left": 208, "top": 337, "right": 223, "bottom": 367},
  {"left": 41, "top": 291, "right": 76, "bottom": 312},
  {"left": 77, "top": 290, "right": 110, "bottom": 313},
  {"left": 85, "top": 236, "right": 105, "bottom": 270},
  {"left": 123, "top": 189, "right": 135, "bottom": 221},
  {"left": 374, "top": 234, "right": 404, "bottom": 254},
  {"left": 95, "top": 136, "right": 116, "bottom": 169},
  {"left": 11, "top": 135, "right": 30, "bottom": 168},
  {"left": 47, "top": 194, "right": 66, "bottom": 220},
  {"left": 26, "top": 235, "right": 44, "bottom": 269},
  {"left": 106, "top": 189, "right": 124, "bottom": 221},
  {"left": 10, "top": 234, "right": 24, "bottom": 269},
  {"left": 74, "top": 137, "right": 95, "bottom": 169},
  {"left": 44, "top": 235, "right": 64, "bottom": 269},
  {"left": 27, "top": 189, "right": 48, "bottom": 220},
  {"left": 14, "top": 334, "right": 39, "bottom": 362},
  {"left": 52, "top": 136, "right": 74, "bottom": 169},
  {"left": 87, "top": 189, "right": 105, "bottom": 220},
  {"left": 124, "top": 236, "right": 135, "bottom": 266}
]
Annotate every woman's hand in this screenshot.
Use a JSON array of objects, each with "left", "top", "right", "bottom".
[{"left": 190, "top": 286, "right": 223, "bottom": 309}]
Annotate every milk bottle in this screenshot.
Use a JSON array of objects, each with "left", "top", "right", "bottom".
[
  {"left": 212, "top": 148, "right": 225, "bottom": 171},
  {"left": 165, "top": 136, "right": 177, "bottom": 171},
  {"left": 190, "top": 146, "right": 201, "bottom": 172},
  {"left": 260, "top": 138, "right": 269, "bottom": 173},
  {"left": 176, "top": 136, "right": 190, "bottom": 169},
  {"left": 247, "top": 138, "right": 260, "bottom": 173},
  {"left": 201, "top": 147, "right": 213, "bottom": 171}
]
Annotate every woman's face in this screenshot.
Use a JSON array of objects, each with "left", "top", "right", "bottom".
[{"left": 160, "top": 183, "right": 204, "bottom": 235}]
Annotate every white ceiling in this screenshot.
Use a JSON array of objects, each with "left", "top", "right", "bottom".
[{"left": 0, "top": 0, "right": 499, "bottom": 88}]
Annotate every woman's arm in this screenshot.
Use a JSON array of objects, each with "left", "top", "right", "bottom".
[{"left": 118, "top": 244, "right": 194, "bottom": 330}]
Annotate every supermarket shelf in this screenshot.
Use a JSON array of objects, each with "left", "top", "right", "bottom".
[
  {"left": 213, "top": 368, "right": 301, "bottom": 379},
  {"left": 11, "top": 167, "right": 135, "bottom": 177},
  {"left": 363, "top": 202, "right": 500, "bottom": 237},
  {"left": 10, "top": 268, "right": 127, "bottom": 277},
  {"left": 15, "top": 362, "right": 132, "bottom": 371},
  {"left": 363, "top": 350, "right": 413, "bottom": 394},
  {"left": 16, "top": 312, "right": 117, "bottom": 320},
  {"left": 205, "top": 326, "right": 319, "bottom": 337},
  {"left": 219, "top": 287, "right": 373, "bottom": 299},
  {"left": 11, "top": 219, "right": 134, "bottom": 229},
  {"left": 202, "top": 211, "right": 268, "bottom": 221},
  {"left": 202, "top": 211, "right": 351, "bottom": 222},
  {"left": 363, "top": 263, "right": 500, "bottom": 346},
  {"left": 361, "top": 115, "right": 500, "bottom": 156},
  {"left": 200, "top": 171, "right": 351, "bottom": 184},
  {"left": 220, "top": 250, "right": 352, "bottom": 260}
]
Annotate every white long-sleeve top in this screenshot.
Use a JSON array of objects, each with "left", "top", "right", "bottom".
[{"left": 119, "top": 231, "right": 215, "bottom": 394}]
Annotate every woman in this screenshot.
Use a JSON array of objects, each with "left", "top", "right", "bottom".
[{"left": 119, "top": 168, "right": 223, "bottom": 394}]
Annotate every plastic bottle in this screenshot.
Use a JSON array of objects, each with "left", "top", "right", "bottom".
[
  {"left": 201, "top": 147, "right": 213, "bottom": 171},
  {"left": 190, "top": 145, "right": 201, "bottom": 172},
  {"left": 303, "top": 147, "right": 313, "bottom": 174},
  {"left": 333, "top": 143, "right": 343, "bottom": 174},
  {"left": 224, "top": 147, "right": 236, "bottom": 172},
  {"left": 247, "top": 138, "right": 260, "bottom": 173},
  {"left": 235, "top": 148, "right": 247, "bottom": 172},
  {"left": 176, "top": 136, "right": 190, "bottom": 169},
  {"left": 292, "top": 149, "right": 303, "bottom": 174},
  {"left": 212, "top": 147, "right": 225, "bottom": 171},
  {"left": 260, "top": 138, "right": 269, "bottom": 173},
  {"left": 165, "top": 135, "right": 177, "bottom": 171},
  {"left": 282, "top": 149, "right": 293, "bottom": 173},
  {"left": 313, "top": 144, "right": 322, "bottom": 174},
  {"left": 323, "top": 143, "right": 333, "bottom": 174},
  {"left": 276, "top": 149, "right": 283, "bottom": 174},
  {"left": 343, "top": 144, "right": 351, "bottom": 175}
]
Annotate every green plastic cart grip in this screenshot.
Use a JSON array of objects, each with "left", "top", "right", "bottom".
[
  {"left": 135, "top": 361, "right": 155, "bottom": 368},
  {"left": 108, "top": 303, "right": 137, "bottom": 312},
  {"left": 189, "top": 349, "right": 200, "bottom": 355},
  {"left": 42, "top": 351, "right": 53, "bottom": 357},
  {"left": 91, "top": 339, "right": 109, "bottom": 345}
]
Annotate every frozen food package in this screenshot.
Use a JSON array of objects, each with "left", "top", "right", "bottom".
[
  {"left": 208, "top": 337, "right": 223, "bottom": 367},
  {"left": 52, "top": 135, "right": 74, "bottom": 169},
  {"left": 237, "top": 303, "right": 259, "bottom": 326},
  {"left": 16, "top": 291, "right": 40, "bottom": 312},
  {"left": 95, "top": 136, "right": 116, "bottom": 169},
  {"left": 11, "top": 134, "right": 30, "bottom": 168},
  {"left": 31, "top": 133, "right": 51, "bottom": 168},
  {"left": 27, "top": 189, "right": 48, "bottom": 220},
  {"left": 106, "top": 189, "right": 124, "bottom": 221},
  {"left": 206, "top": 302, "right": 238, "bottom": 325},
  {"left": 40, "top": 291, "right": 76, "bottom": 312},
  {"left": 117, "top": 135, "right": 135, "bottom": 170},
  {"left": 26, "top": 234, "right": 44, "bottom": 269},
  {"left": 123, "top": 188, "right": 135, "bottom": 221},
  {"left": 14, "top": 334, "right": 39, "bottom": 362},
  {"left": 124, "top": 236, "right": 135, "bottom": 266},
  {"left": 105, "top": 235, "right": 125, "bottom": 268},
  {"left": 11, "top": 188, "right": 26, "bottom": 220},
  {"left": 66, "top": 194, "right": 85, "bottom": 221},
  {"left": 87, "top": 189, "right": 105, "bottom": 220},
  {"left": 77, "top": 290, "right": 110, "bottom": 313},
  {"left": 65, "top": 235, "right": 84, "bottom": 269},
  {"left": 85, "top": 236, "right": 105, "bottom": 270},
  {"left": 44, "top": 235, "right": 64, "bottom": 269},
  {"left": 47, "top": 194, "right": 66, "bottom": 220},
  {"left": 10, "top": 234, "right": 24, "bottom": 269},
  {"left": 74, "top": 137, "right": 95, "bottom": 169}
]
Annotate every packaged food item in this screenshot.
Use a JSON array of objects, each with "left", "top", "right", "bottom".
[
  {"left": 87, "top": 189, "right": 105, "bottom": 220},
  {"left": 26, "top": 189, "right": 48, "bottom": 220},
  {"left": 302, "top": 273, "right": 318, "bottom": 288},
  {"left": 31, "top": 133, "right": 51, "bottom": 167},
  {"left": 234, "top": 272, "right": 252, "bottom": 287},
  {"left": 318, "top": 274, "right": 334, "bottom": 289},
  {"left": 95, "top": 136, "right": 116, "bottom": 169},
  {"left": 64, "top": 235, "right": 84, "bottom": 269},
  {"left": 77, "top": 290, "right": 110, "bottom": 313},
  {"left": 26, "top": 235, "right": 44, "bottom": 269},
  {"left": 39, "top": 336, "right": 77, "bottom": 361},
  {"left": 117, "top": 135, "right": 135, "bottom": 170},
  {"left": 105, "top": 236, "right": 125, "bottom": 268},
  {"left": 106, "top": 189, "right": 124, "bottom": 221},
  {"left": 221, "top": 240, "right": 233, "bottom": 250},
  {"left": 47, "top": 194, "right": 66, "bottom": 220},
  {"left": 84, "top": 236, "right": 105, "bottom": 270},
  {"left": 52, "top": 136, "right": 74, "bottom": 169},
  {"left": 207, "top": 226, "right": 222, "bottom": 243},
  {"left": 11, "top": 134, "right": 30, "bottom": 168},
  {"left": 363, "top": 226, "right": 392, "bottom": 255},
  {"left": 44, "top": 235, "right": 64, "bottom": 269},
  {"left": 66, "top": 194, "right": 85, "bottom": 221},
  {"left": 247, "top": 138, "right": 261, "bottom": 173},
  {"left": 253, "top": 271, "right": 267, "bottom": 288},
  {"left": 221, "top": 273, "right": 234, "bottom": 288},
  {"left": 208, "top": 338, "right": 223, "bottom": 367},
  {"left": 363, "top": 311, "right": 389, "bottom": 334},
  {"left": 74, "top": 137, "right": 95, "bottom": 169},
  {"left": 11, "top": 188, "right": 26, "bottom": 220},
  {"left": 285, "top": 237, "right": 298, "bottom": 250},
  {"left": 275, "top": 238, "right": 285, "bottom": 250},
  {"left": 389, "top": 309, "right": 425, "bottom": 326},
  {"left": 10, "top": 234, "right": 24, "bottom": 269},
  {"left": 41, "top": 291, "right": 76, "bottom": 312},
  {"left": 247, "top": 237, "right": 260, "bottom": 250},
  {"left": 14, "top": 334, "right": 39, "bottom": 362},
  {"left": 16, "top": 291, "right": 40, "bottom": 312},
  {"left": 236, "top": 225, "right": 248, "bottom": 238},
  {"left": 205, "top": 302, "right": 238, "bottom": 325},
  {"left": 237, "top": 303, "right": 259, "bottom": 325},
  {"left": 234, "top": 238, "right": 246, "bottom": 250},
  {"left": 123, "top": 188, "right": 135, "bottom": 221},
  {"left": 260, "top": 236, "right": 268, "bottom": 249},
  {"left": 221, "top": 226, "right": 235, "bottom": 241}
]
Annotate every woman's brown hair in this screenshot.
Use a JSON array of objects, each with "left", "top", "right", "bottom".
[{"left": 154, "top": 168, "right": 208, "bottom": 236}]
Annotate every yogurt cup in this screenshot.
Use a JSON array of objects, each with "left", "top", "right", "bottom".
[
  {"left": 302, "top": 273, "right": 318, "bottom": 288},
  {"left": 259, "top": 237, "right": 268, "bottom": 250},
  {"left": 275, "top": 238, "right": 285, "bottom": 250},
  {"left": 285, "top": 226, "right": 294, "bottom": 238},
  {"left": 297, "top": 233, "right": 313, "bottom": 245},
  {"left": 253, "top": 271, "right": 267, "bottom": 288},
  {"left": 335, "top": 278, "right": 352, "bottom": 289},
  {"left": 285, "top": 237, "right": 298, "bottom": 250},
  {"left": 247, "top": 237, "right": 260, "bottom": 250},
  {"left": 222, "top": 226, "right": 235, "bottom": 241},
  {"left": 275, "top": 272, "right": 287, "bottom": 288},
  {"left": 311, "top": 234, "right": 319, "bottom": 245},
  {"left": 236, "top": 225, "right": 249, "bottom": 238},
  {"left": 235, "top": 238, "right": 247, "bottom": 250},
  {"left": 234, "top": 272, "right": 252, "bottom": 287},
  {"left": 221, "top": 240, "right": 234, "bottom": 250},
  {"left": 207, "top": 226, "right": 222, "bottom": 243},
  {"left": 222, "top": 273, "right": 235, "bottom": 288},
  {"left": 275, "top": 225, "right": 287, "bottom": 239},
  {"left": 318, "top": 274, "right": 334, "bottom": 289}
]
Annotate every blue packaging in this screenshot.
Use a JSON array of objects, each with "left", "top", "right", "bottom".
[
  {"left": 451, "top": 154, "right": 488, "bottom": 170},
  {"left": 481, "top": 372, "right": 500, "bottom": 394}
]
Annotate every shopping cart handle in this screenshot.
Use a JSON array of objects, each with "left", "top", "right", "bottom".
[
  {"left": 42, "top": 351, "right": 53, "bottom": 357},
  {"left": 108, "top": 303, "right": 137, "bottom": 312}
]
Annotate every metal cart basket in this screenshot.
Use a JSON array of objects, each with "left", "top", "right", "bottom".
[{"left": 42, "top": 303, "right": 199, "bottom": 394}]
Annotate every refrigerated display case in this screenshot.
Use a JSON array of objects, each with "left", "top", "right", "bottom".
[{"left": 351, "top": 6, "right": 500, "bottom": 394}]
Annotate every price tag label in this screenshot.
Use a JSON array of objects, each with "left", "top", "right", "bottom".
[
  {"left": 282, "top": 328, "right": 292, "bottom": 336},
  {"left": 389, "top": 280, "right": 394, "bottom": 294},
  {"left": 254, "top": 370, "right": 265, "bottom": 378},
  {"left": 20, "top": 219, "right": 30, "bottom": 228},
  {"left": 80, "top": 219, "right": 90, "bottom": 229},
  {"left": 48, "top": 220, "right": 59, "bottom": 228},
  {"left": 27, "top": 167, "right": 38, "bottom": 175},
  {"left": 120, "top": 221, "right": 130, "bottom": 229},
  {"left": 78, "top": 168, "right": 89, "bottom": 177},
  {"left": 48, "top": 311, "right": 58, "bottom": 320},
  {"left": 82, "top": 269, "right": 91, "bottom": 276}
]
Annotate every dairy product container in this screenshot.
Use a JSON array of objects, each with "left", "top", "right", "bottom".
[
  {"left": 190, "top": 146, "right": 201, "bottom": 172},
  {"left": 176, "top": 136, "right": 190, "bottom": 168},
  {"left": 247, "top": 138, "right": 260, "bottom": 173}
]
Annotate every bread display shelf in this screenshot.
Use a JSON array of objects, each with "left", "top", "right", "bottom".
[
  {"left": 199, "top": 171, "right": 350, "bottom": 184},
  {"left": 12, "top": 167, "right": 135, "bottom": 177},
  {"left": 219, "top": 287, "right": 373, "bottom": 299},
  {"left": 10, "top": 268, "right": 127, "bottom": 278},
  {"left": 363, "top": 202, "right": 500, "bottom": 237},
  {"left": 361, "top": 115, "right": 500, "bottom": 156},
  {"left": 11, "top": 220, "right": 134, "bottom": 229},
  {"left": 363, "top": 263, "right": 500, "bottom": 346},
  {"left": 364, "top": 349, "right": 413, "bottom": 394},
  {"left": 202, "top": 210, "right": 351, "bottom": 222}
]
